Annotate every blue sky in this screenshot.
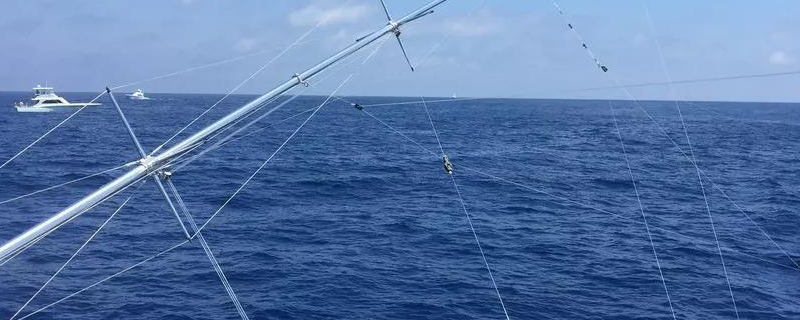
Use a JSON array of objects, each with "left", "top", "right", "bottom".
[{"left": 1, "top": 0, "right": 799, "bottom": 102}]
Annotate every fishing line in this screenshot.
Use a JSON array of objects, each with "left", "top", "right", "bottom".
[
  {"left": 0, "top": 91, "right": 106, "bottom": 175},
  {"left": 168, "top": 41, "right": 372, "bottom": 172},
  {"left": 553, "top": 3, "right": 687, "bottom": 317},
  {"left": 571, "top": 69, "right": 800, "bottom": 93},
  {"left": 166, "top": 179, "right": 249, "bottom": 320},
  {"left": 361, "top": 97, "right": 485, "bottom": 108},
  {"left": 16, "top": 239, "right": 191, "bottom": 320},
  {"left": 190, "top": 36, "right": 389, "bottom": 239},
  {"left": 356, "top": 106, "right": 798, "bottom": 271},
  {"left": 108, "top": 39, "right": 321, "bottom": 91},
  {"left": 149, "top": 2, "right": 340, "bottom": 155},
  {"left": 189, "top": 78, "right": 348, "bottom": 238},
  {"left": 0, "top": 173, "right": 151, "bottom": 269},
  {"left": 11, "top": 181, "right": 147, "bottom": 320},
  {"left": 643, "top": 3, "right": 739, "bottom": 317},
  {"left": 550, "top": 5, "right": 798, "bottom": 271},
  {"left": 0, "top": 160, "right": 136, "bottom": 205},
  {"left": 422, "top": 98, "right": 511, "bottom": 320},
  {"left": 413, "top": 0, "right": 487, "bottom": 68},
  {"left": 610, "top": 101, "right": 677, "bottom": 319}
]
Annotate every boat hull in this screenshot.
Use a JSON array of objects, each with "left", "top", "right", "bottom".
[{"left": 14, "top": 103, "right": 101, "bottom": 113}]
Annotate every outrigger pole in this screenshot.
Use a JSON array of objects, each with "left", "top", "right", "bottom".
[{"left": 0, "top": 0, "right": 447, "bottom": 265}]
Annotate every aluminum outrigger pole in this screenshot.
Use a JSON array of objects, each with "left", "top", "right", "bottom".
[{"left": 0, "top": 0, "right": 447, "bottom": 265}]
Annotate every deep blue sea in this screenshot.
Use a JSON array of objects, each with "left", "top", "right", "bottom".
[{"left": 0, "top": 92, "right": 798, "bottom": 319}]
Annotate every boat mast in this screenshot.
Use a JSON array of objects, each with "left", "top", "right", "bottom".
[{"left": 0, "top": 0, "right": 447, "bottom": 265}]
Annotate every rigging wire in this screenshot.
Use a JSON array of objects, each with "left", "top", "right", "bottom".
[
  {"left": 162, "top": 44, "right": 369, "bottom": 171},
  {"left": 610, "top": 101, "right": 677, "bottom": 319},
  {"left": 643, "top": 4, "right": 740, "bottom": 317},
  {"left": 11, "top": 181, "right": 147, "bottom": 320},
  {"left": 12, "top": 37, "right": 392, "bottom": 315},
  {"left": 0, "top": 161, "right": 136, "bottom": 205},
  {"left": 413, "top": 0, "right": 486, "bottom": 68},
  {"left": 0, "top": 91, "right": 106, "bottom": 175},
  {"left": 570, "top": 69, "right": 800, "bottom": 93},
  {"left": 190, "top": 77, "right": 348, "bottom": 238},
  {"left": 168, "top": 44, "right": 369, "bottom": 172},
  {"left": 165, "top": 179, "right": 249, "bottom": 320},
  {"left": 422, "top": 98, "right": 510, "bottom": 320},
  {"left": 0, "top": 173, "right": 152, "bottom": 269},
  {"left": 108, "top": 38, "right": 318, "bottom": 91},
  {"left": 148, "top": 12, "right": 333, "bottom": 155},
  {"left": 189, "top": 36, "right": 389, "bottom": 239}
]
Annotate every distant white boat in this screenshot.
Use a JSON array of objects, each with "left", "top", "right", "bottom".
[
  {"left": 14, "top": 85, "right": 101, "bottom": 113},
  {"left": 126, "top": 89, "right": 150, "bottom": 100},
  {"left": 452, "top": 93, "right": 457, "bottom": 99}
]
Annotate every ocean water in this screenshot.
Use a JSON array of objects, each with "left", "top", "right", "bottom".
[{"left": 0, "top": 92, "right": 798, "bottom": 319}]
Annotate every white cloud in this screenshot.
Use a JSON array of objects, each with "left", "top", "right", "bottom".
[
  {"left": 234, "top": 38, "right": 260, "bottom": 53},
  {"left": 289, "top": 2, "right": 371, "bottom": 27},
  {"left": 444, "top": 11, "right": 501, "bottom": 37},
  {"left": 769, "top": 50, "right": 795, "bottom": 65}
]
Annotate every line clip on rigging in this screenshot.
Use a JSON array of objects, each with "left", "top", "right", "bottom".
[
  {"left": 442, "top": 154, "right": 453, "bottom": 175},
  {"left": 292, "top": 73, "right": 309, "bottom": 87}
]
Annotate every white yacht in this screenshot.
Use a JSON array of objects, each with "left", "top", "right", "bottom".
[
  {"left": 126, "top": 89, "right": 150, "bottom": 100},
  {"left": 14, "top": 85, "right": 101, "bottom": 113}
]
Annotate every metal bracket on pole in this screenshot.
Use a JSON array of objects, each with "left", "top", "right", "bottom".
[
  {"left": 380, "top": 0, "right": 416, "bottom": 71},
  {"left": 107, "top": 87, "right": 192, "bottom": 240},
  {"left": 292, "top": 73, "right": 309, "bottom": 87}
]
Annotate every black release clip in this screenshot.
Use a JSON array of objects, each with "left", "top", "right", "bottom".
[
  {"left": 442, "top": 154, "right": 453, "bottom": 175},
  {"left": 352, "top": 103, "right": 363, "bottom": 111}
]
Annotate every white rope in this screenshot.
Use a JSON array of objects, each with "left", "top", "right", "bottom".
[
  {"left": 165, "top": 179, "right": 249, "bottom": 320},
  {"left": 643, "top": 4, "right": 740, "bottom": 316},
  {"left": 11, "top": 181, "right": 146, "bottom": 320},
  {"left": 610, "top": 102, "right": 677, "bottom": 319},
  {"left": 422, "top": 98, "right": 510, "bottom": 320},
  {"left": 0, "top": 91, "right": 106, "bottom": 175},
  {"left": 0, "top": 161, "right": 136, "bottom": 205}
]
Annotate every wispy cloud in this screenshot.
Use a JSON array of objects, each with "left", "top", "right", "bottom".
[
  {"left": 234, "top": 38, "right": 260, "bottom": 53},
  {"left": 444, "top": 10, "right": 502, "bottom": 37},
  {"left": 289, "top": 2, "right": 371, "bottom": 27},
  {"left": 769, "top": 50, "right": 795, "bottom": 65}
]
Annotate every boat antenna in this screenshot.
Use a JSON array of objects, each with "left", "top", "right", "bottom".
[{"left": 0, "top": 0, "right": 448, "bottom": 266}]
